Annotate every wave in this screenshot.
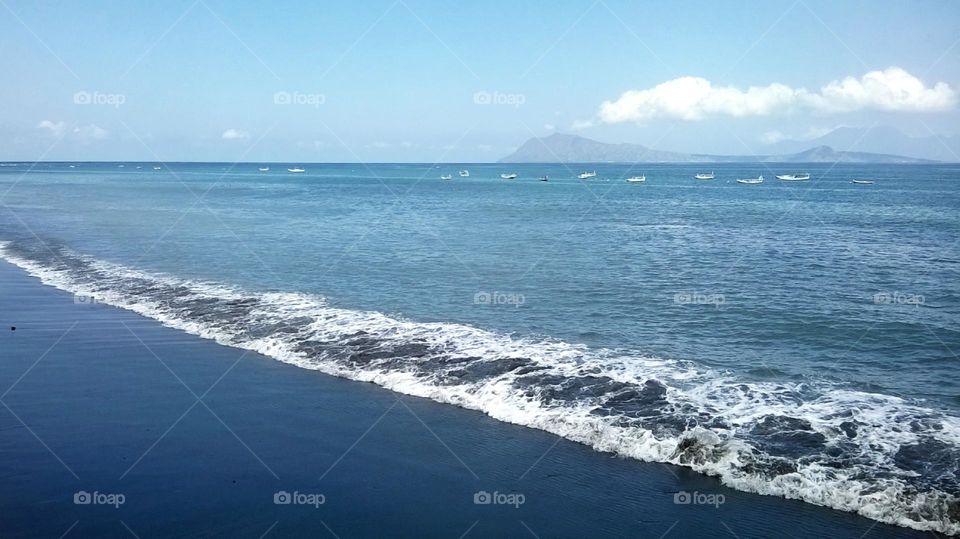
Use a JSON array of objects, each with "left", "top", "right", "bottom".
[{"left": 1, "top": 239, "right": 958, "bottom": 535}]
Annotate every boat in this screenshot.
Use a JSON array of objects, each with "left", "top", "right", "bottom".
[
  {"left": 577, "top": 171, "right": 597, "bottom": 179},
  {"left": 776, "top": 173, "right": 810, "bottom": 181},
  {"left": 69, "top": 164, "right": 76, "bottom": 168},
  {"left": 737, "top": 175, "right": 764, "bottom": 184},
  {"left": 694, "top": 172, "right": 714, "bottom": 180},
  {"left": 153, "top": 166, "right": 162, "bottom": 170},
  {"left": 851, "top": 179, "right": 874, "bottom": 184},
  {"left": 625, "top": 176, "right": 646, "bottom": 183},
  {"left": 459, "top": 170, "right": 470, "bottom": 177},
  {"left": 287, "top": 168, "right": 306, "bottom": 173},
  {"left": 258, "top": 167, "right": 270, "bottom": 172},
  {"left": 538, "top": 176, "right": 549, "bottom": 182},
  {"left": 440, "top": 174, "right": 453, "bottom": 180},
  {"left": 118, "top": 165, "right": 125, "bottom": 168},
  {"left": 500, "top": 173, "right": 517, "bottom": 179}
]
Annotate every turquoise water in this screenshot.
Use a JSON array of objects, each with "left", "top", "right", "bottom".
[{"left": 1, "top": 162, "right": 958, "bottom": 533}]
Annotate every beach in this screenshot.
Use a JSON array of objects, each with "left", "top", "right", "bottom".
[{"left": 0, "top": 259, "right": 939, "bottom": 538}]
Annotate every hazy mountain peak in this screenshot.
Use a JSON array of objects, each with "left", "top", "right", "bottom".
[{"left": 499, "top": 135, "right": 933, "bottom": 163}]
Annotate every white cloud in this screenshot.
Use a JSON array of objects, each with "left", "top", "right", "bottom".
[
  {"left": 222, "top": 129, "right": 250, "bottom": 140},
  {"left": 73, "top": 124, "right": 108, "bottom": 141},
  {"left": 760, "top": 125, "right": 846, "bottom": 145},
  {"left": 37, "top": 120, "right": 67, "bottom": 137},
  {"left": 593, "top": 67, "right": 955, "bottom": 124}
]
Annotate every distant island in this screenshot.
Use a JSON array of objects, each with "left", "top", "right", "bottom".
[{"left": 498, "top": 133, "right": 936, "bottom": 164}]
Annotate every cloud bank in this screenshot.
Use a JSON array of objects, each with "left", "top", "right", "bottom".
[{"left": 593, "top": 67, "right": 955, "bottom": 124}]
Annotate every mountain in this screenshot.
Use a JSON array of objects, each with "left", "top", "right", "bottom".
[
  {"left": 766, "top": 126, "right": 960, "bottom": 162},
  {"left": 499, "top": 133, "right": 934, "bottom": 164}
]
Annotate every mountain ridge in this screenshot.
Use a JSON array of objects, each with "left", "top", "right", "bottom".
[{"left": 499, "top": 133, "right": 937, "bottom": 164}]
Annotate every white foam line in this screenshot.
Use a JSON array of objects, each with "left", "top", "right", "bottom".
[{"left": 0, "top": 242, "right": 957, "bottom": 535}]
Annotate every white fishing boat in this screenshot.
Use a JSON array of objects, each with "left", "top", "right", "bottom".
[
  {"left": 500, "top": 173, "right": 517, "bottom": 179},
  {"left": 538, "top": 175, "right": 549, "bottom": 181},
  {"left": 69, "top": 164, "right": 76, "bottom": 168},
  {"left": 851, "top": 179, "right": 874, "bottom": 184},
  {"left": 258, "top": 166, "right": 270, "bottom": 172},
  {"left": 287, "top": 168, "right": 306, "bottom": 173},
  {"left": 694, "top": 172, "right": 714, "bottom": 180},
  {"left": 776, "top": 173, "right": 810, "bottom": 181},
  {"left": 625, "top": 176, "right": 646, "bottom": 183},
  {"left": 440, "top": 174, "right": 453, "bottom": 180},
  {"left": 459, "top": 170, "right": 470, "bottom": 177},
  {"left": 153, "top": 166, "right": 162, "bottom": 170},
  {"left": 737, "top": 175, "right": 764, "bottom": 184},
  {"left": 577, "top": 171, "right": 597, "bottom": 179}
]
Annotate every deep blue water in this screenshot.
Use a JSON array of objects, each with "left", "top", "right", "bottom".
[{"left": 1, "top": 161, "right": 958, "bottom": 533}]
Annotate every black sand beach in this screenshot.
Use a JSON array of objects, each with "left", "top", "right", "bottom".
[{"left": 0, "top": 260, "right": 939, "bottom": 538}]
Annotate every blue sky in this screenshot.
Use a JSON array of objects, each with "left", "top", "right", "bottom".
[{"left": 1, "top": 0, "right": 958, "bottom": 161}]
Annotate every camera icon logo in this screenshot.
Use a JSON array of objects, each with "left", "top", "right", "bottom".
[
  {"left": 473, "top": 490, "right": 492, "bottom": 504},
  {"left": 473, "top": 91, "right": 492, "bottom": 105},
  {"left": 74, "top": 491, "right": 92, "bottom": 504},
  {"left": 273, "top": 490, "right": 292, "bottom": 504},
  {"left": 273, "top": 91, "right": 292, "bottom": 105},
  {"left": 73, "top": 91, "right": 92, "bottom": 105},
  {"left": 673, "top": 491, "right": 692, "bottom": 504}
]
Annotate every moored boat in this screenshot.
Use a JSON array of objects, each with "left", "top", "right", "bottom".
[{"left": 776, "top": 173, "right": 810, "bottom": 181}]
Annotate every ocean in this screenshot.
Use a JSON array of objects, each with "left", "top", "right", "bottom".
[{"left": 1, "top": 161, "right": 958, "bottom": 534}]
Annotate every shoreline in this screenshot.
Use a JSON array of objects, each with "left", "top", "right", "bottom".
[{"left": 0, "top": 259, "right": 942, "bottom": 538}]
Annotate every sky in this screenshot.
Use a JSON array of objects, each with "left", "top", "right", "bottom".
[{"left": 1, "top": 0, "right": 958, "bottom": 162}]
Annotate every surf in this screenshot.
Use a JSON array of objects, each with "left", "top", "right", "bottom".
[{"left": 1, "top": 238, "right": 957, "bottom": 535}]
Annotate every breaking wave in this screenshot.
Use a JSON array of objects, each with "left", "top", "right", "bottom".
[{"left": 1, "top": 239, "right": 957, "bottom": 535}]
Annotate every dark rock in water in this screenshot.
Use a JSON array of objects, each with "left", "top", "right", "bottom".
[
  {"left": 594, "top": 380, "right": 668, "bottom": 418},
  {"left": 671, "top": 434, "right": 727, "bottom": 466},
  {"left": 893, "top": 438, "right": 959, "bottom": 492},
  {"left": 748, "top": 415, "right": 826, "bottom": 459},
  {"left": 839, "top": 421, "right": 858, "bottom": 438},
  {"left": 535, "top": 375, "right": 632, "bottom": 404},
  {"left": 752, "top": 415, "right": 815, "bottom": 435},
  {"left": 446, "top": 358, "right": 532, "bottom": 382},
  {"left": 743, "top": 457, "right": 797, "bottom": 478}
]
